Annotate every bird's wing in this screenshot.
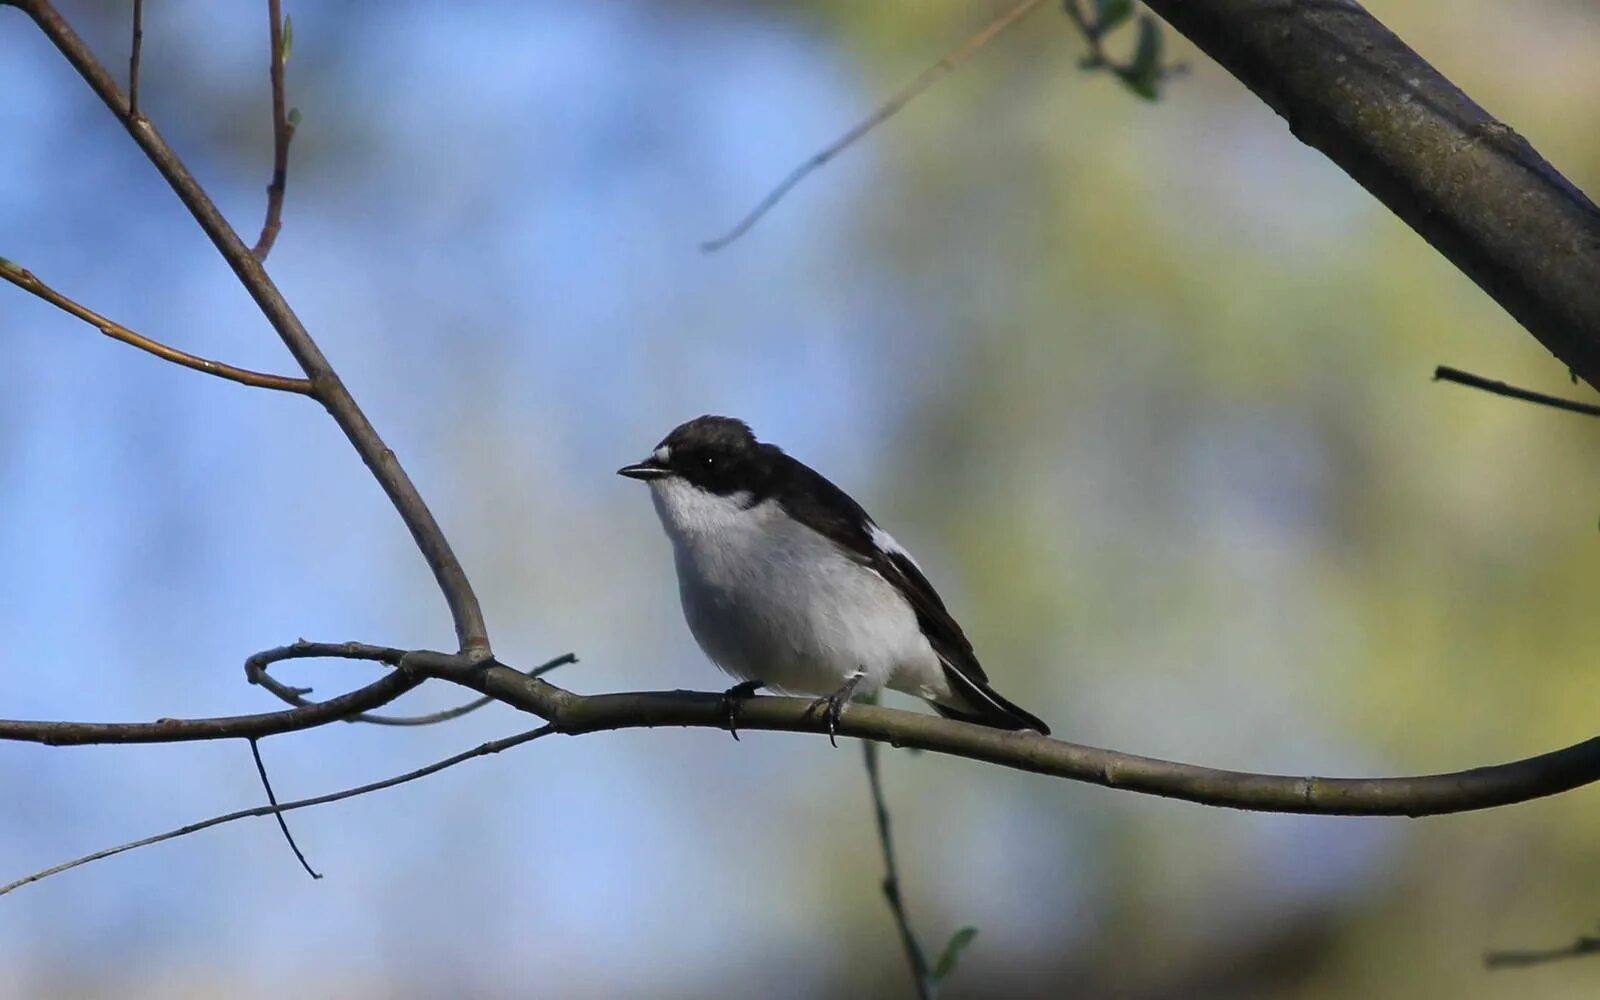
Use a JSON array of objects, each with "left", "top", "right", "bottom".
[
  {"left": 770, "top": 451, "right": 1049, "bottom": 733},
  {"left": 768, "top": 454, "right": 989, "bottom": 683}
]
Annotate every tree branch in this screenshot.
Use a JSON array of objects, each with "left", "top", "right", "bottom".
[
  {"left": 0, "top": 725, "right": 553, "bottom": 897},
  {"left": 1139, "top": 0, "right": 1600, "bottom": 389},
  {"left": 863, "top": 737, "right": 934, "bottom": 999},
  {"left": 0, "top": 641, "right": 418, "bottom": 745},
  {"left": 1485, "top": 932, "right": 1600, "bottom": 970},
  {"left": 249, "top": 650, "right": 577, "bottom": 727},
  {"left": 451, "top": 662, "right": 1600, "bottom": 817},
  {"left": 248, "top": 737, "right": 320, "bottom": 879},
  {"left": 700, "top": 0, "right": 1046, "bottom": 252},
  {"left": 10, "top": 0, "right": 492, "bottom": 655},
  {"left": 1434, "top": 365, "right": 1600, "bottom": 418},
  {"left": 251, "top": 0, "right": 294, "bottom": 261},
  {"left": 126, "top": 0, "right": 142, "bottom": 117},
  {"left": 0, "top": 257, "right": 313, "bottom": 393}
]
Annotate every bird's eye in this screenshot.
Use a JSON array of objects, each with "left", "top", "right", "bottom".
[{"left": 702, "top": 455, "right": 717, "bottom": 469}]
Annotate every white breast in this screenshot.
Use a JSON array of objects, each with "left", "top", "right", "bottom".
[{"left": 646, "top": 478, "right": 948, "bottom": 700}]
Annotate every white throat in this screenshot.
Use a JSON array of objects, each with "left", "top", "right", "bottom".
[{"left": 647, "top": 477, "right": 761, "bottom": 543}]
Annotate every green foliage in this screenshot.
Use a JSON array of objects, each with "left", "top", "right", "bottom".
[
  {"left": 1093, "top": 0, "right": 1134, "bottom": 34},
  {"left": 1114, "top": 15, "right": 1164, "bottom": 99},
  {"left": 1072, "top": 2, "right": 1175, "bottom": 100},
  {"left": 931, "top": 926, "right": 979, "bottom": 984}
]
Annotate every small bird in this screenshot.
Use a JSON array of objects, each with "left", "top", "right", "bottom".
[{"left": 618, "top": 415, "right": 1049, "bottom": 740}]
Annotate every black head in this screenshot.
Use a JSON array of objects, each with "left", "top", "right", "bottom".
[{"left": 618, "top": 415, "right": 778, "bottom": 496}]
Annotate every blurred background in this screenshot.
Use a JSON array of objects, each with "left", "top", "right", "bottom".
[{"left": 3, "top": 1, "right": 1600, "bottom": 996}]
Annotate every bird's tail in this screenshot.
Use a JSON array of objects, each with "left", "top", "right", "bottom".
[{"left": 930, "top": 668, "right": 1050, "bottom": 735}]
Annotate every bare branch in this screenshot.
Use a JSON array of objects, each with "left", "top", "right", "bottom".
[
  {"left": 459, "top": 662, "right": 1600, "bottom": 816},
  {"left": 700, "top": 0, "right": 1045, "bottom": 252},
  {"left": 0, "top": 257, "right": 313, "bottom": 394},
  {"left": 11, "top": 0, "right": 492, "bottom": 655},
  {"left": 127, "top": 0, "right": 143, "bottom": 117},
  {"left": 249, "top": 737, "right": 320, "bottom": 879},
  {"left": 0, "top": 641, "right": 416, "bottom": 746},
  {"left": 863, "top": 737, "right": 933, "bottom": 999},
  {"left": 0, "top": 725, "right": 553, "bottom": 897},
  {"left": 252, "top": 0, "right": 295, "bottom": 261},
  {"left": 0, "top": 678, "right": 417, "bottom": 746},
  {"left": 1486, "top": 932, "right": 1600, "bottom": 969},
  {"left": 1434, "top": 365, "right": 1600, "bottom": 418},
  {"left": 250, "top": 651, "right": 577, "bottom": 727}
]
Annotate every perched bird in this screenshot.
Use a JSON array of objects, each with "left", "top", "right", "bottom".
[{"left": 618, "top": 415, "right": 1049, "bottom": 740}]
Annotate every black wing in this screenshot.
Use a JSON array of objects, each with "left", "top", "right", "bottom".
[{"left": 769, "top": 451, "right": 1049, "bottom": 733}]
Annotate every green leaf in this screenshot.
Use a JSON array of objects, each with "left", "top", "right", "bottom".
[
  {"left": 287, "top": 107, "right": 302, "bottom": 128},
  {"left": 932, "top": 926, "right": 979, "bottom": 981},
  {"left": 280, "top": 14, "right": 294, "bottom": 64},
  {"left": 1094, "top": 0, "right": 1134, "bottom": 33},
  {"left": 1115, "top": 14, "right": 1163, "bottom": 100}
]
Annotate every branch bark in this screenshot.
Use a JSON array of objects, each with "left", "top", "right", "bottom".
[
  {"left": 440, "top": 663, "right": 1600, "bottom": 817},
  {"left": 1139, "top": 0, "right": 1600, "bottom": 386}
]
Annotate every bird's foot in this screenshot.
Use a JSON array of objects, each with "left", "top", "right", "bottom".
[
  {"left": 806, "top": 672, "right": 865, "bottom": 748},
  {"left": 721, "top": 680, "right": 765, "bottom": 741}
]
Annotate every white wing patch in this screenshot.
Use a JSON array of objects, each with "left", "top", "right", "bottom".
[{"left": 868, "top": 523, "right": 921, "bottom": 569}]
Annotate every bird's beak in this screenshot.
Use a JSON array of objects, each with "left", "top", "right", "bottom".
[{"left": 617, "top": 456, "right": 671, "bottom": 481}]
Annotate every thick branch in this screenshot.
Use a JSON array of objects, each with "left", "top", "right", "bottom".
[
  {"left": 453, "top": 664, "right": 1600, "bottom": 817},
  {"left": 11, "top": 0, "right": 491, "bottom": 654},
  {"left": 1139, "top": 0, "right": 1600, "bottom": 387}
]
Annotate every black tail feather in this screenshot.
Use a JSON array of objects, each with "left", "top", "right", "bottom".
[{"left": 931, "top": 668, "right": 1050, "bottom": 735}]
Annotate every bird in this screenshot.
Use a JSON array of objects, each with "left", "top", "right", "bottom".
[{"left": 618, "top": 415, "right": 1050, "bottom": 742}]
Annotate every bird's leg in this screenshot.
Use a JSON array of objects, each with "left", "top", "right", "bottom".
[
  {"left": 806, "top": 671, "right": 865, "bottom": 748},
  {"left": 721, "top": 679, "right": 765, "bottom": 741}
]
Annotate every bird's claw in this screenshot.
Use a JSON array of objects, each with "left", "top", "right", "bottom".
[
  {"left": 806, "top": 673, "right": 865, "bottom": 748},
  {"left": 722, "top": 680, "right": 764, "bottom": 741}
]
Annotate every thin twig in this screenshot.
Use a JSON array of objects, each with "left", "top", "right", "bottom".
[
  {"left": 0, "top": 726, "right": 553, "bottom": 897},
  {"left": 700, "top": 0, "right": 1045, "bottom": 252},
  {"left": 251, "top": 651, "right": 577, "bottom": 726},
  {"left": 0, "top": 257, "right": 313, "bottom": 394},
  {"left": 249, "top": 737, "right": 321, "bottom": 879},
  {"left": 1434, "top": 365, "right": 1600, "bottom": 418},
  {"left": 1486, "top": 933, "right": 1600, "bottom": 969},
  {"left": 252, "top": 0, "right": 294, "bottom": 261},
  {"left": 127, "top": 0, "right": 143, "bottom": 117},
  {"left": 863, "top": 737, "right": 933, "bottom": 1000}
]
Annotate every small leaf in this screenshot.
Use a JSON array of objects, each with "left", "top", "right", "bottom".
[
  {"left": 1094, "top": 0, "right": 1134, "bottom": 33},
  {"left": 280, "top": 14, "right": 294, "bottom": 64},
  {"left": 1115, "top": 15, "right": 1163, "bottom": 100},
  {"left": 932, "top": 926, "right": 979, "bottom": 981},
  {"left": 287, "top": 107, "right": 302, "bottom": 128}
]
